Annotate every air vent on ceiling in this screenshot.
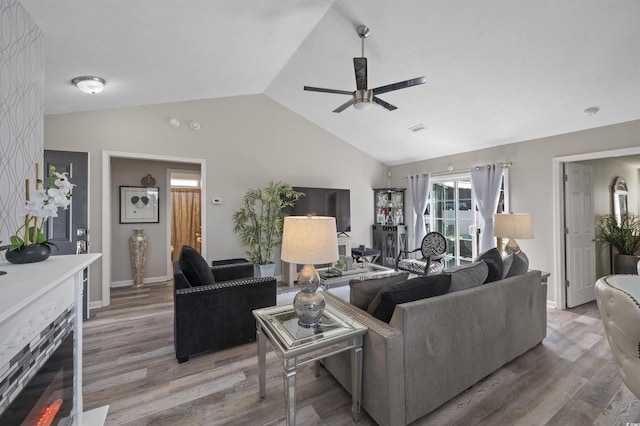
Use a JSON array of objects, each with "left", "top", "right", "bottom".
[{"left": 408, "top": 124, "right": 426, "bottom": 132}]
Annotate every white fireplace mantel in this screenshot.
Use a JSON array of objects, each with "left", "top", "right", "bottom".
[{"left": 0, "top": 253, "right": 101, "bottom": 425}]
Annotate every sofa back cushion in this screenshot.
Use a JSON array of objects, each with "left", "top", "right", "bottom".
[
  {"left": 367, "top": 274, "right": 452, "bottom": 323},
  {"left": 475, "top": 248, "right": 503, "bottom": 283},
  {"left": 446, "top": 261, "right": 488, "bottom": 293},
  {"left": 178, "top": 245, "right": 215, "bottom": 286},
  {"left": 349, "top": 271, "right": 409, "bottom": 310}
]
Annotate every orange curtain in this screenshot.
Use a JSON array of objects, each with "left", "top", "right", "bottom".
[{"left": 171, "top": 188, "right": 201, "bottom": 260}]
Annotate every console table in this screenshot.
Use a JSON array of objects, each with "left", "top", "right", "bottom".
[
  {"left": 253, "top": 303, "right": 367, "bottom": 425},
  {"left": 351, "top": 247, "right": 380, "bottom": 264}
]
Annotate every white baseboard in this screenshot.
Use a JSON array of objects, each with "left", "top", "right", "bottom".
[
  {"left": 111, "top": 275, "right": 170, "bottom": 288},
  {"left": 89, "top": 301, "right": 104, "bottom": 310}
]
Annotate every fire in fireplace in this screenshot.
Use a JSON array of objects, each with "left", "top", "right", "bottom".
[{"left": 0, "top": 330, "right": 74, "bottom": 425}]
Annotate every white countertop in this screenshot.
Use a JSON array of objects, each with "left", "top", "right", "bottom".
[{"left": 0, "top": 253, "right": 101, "bottom": 324}]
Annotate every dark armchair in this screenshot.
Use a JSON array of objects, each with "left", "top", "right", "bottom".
[{"left": 173, "top": 246, "right": 276, "bottom": 363}]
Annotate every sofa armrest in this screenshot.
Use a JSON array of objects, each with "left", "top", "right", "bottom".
[
  {"left": 211, "top": 261, "right": 254, "bottom": 282},
  {"left": 322, "top": 292, "right": 406, "bottom": 426}
]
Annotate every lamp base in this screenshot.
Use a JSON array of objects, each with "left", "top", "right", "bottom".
[
  {"left": 501, "top": 239, "right": 528, "bottom": 264},
  {"left": 293, "top": 264, "right": 325, "bottom": 327},
  {"left": 293, "top": 291, "right": 325, "bottom": 327}
]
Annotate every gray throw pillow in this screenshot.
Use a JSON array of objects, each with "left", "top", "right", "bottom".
[
  {"left": 349, "top": 271, "right": 409, "bottom": 310},
  {"left": 501, "top": 254, "right": 514, "bottom": 279},
  {"left": 446, "top": 261, "right": 488, "bottom": 292},
  {"left": 475, "top": 248, "right": 503, "bottom": 283},
  {"left": 505, "top": 252, "right": 529, "bottom": 277}
]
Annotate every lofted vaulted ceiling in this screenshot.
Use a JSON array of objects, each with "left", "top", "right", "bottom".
[{"left": 19, "top": 0, "right": 640, "bottom": 165}]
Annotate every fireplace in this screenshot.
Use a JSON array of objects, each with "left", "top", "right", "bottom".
[
  {"left": 0, "top": 308, "right": 74, "bottom": 425},
  {"left": 0, "top": 254, "right": 102, "bottom": 426}
]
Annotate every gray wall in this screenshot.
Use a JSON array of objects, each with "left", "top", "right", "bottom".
[
  {"left": 0, "top": 0, "right": 43, "bottom": 243},
  {"left": 388, "top": 119, "right": 640, "bottom": 308},
  {"left": 43, "top": 95, "right": 389, "bottom": 305}
]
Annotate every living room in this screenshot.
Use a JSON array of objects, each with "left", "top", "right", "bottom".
[{"left": 1, "top": 0, "right": 639, "bottom": 424}]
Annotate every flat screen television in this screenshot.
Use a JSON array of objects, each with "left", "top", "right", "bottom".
[{"left": 285, "top": 187, "right": 351, "bottom": 233}]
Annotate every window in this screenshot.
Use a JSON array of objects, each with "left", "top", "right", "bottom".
[{"left": 424, "top": 170, "right": 509, "bottom": 267}]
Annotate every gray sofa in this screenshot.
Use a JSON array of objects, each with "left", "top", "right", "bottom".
[{"left": 323, "top": 269, "right": 547, "bottom": 426}]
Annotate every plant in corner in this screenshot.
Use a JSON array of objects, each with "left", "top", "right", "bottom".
[
  {"left": 0, "top": 164, "right": 74, "bottom": 264},
  {"left": 598, "top": 213, "right": 640, "bottom": 274},
  {"left": 232, "top": 181, "right": 303, "bottom": 276}
]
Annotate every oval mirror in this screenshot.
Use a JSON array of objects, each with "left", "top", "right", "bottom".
[{"left": 612, "top": 176, "right": 628, "bottom": 222}]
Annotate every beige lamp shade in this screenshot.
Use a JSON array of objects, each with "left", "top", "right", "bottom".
[
  {"left": 493, "top": 213, "right": 534, "bottom": 239},
  {"left": 281, "top": 216, "right": 339, "bottom": 265}
]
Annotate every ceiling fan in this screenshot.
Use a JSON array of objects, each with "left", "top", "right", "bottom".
[{"left": 304, "top": 25, "right": 426, "bottom": 113}]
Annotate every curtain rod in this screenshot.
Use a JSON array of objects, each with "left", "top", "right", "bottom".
[{"left": 401, "top": 161, "right": 512, "bottom": 180}]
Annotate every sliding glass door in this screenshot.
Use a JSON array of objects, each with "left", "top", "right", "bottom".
[{"left": 424, "top": 171, "right": 508, "bottom": 267}]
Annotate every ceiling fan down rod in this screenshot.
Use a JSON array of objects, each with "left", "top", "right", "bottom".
[{"left": 357, "top": 25, "right": 370, "bottom": 57}]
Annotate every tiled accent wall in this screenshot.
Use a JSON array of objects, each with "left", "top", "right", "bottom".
[
  {"left": 0, "top": 0, "right": 44, "bottom": 243},
  {"left": 0, "top": 305, "right": 74, "bottom": 414}
]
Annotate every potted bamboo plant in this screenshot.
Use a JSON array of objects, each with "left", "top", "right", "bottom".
[
  {"left": 598, "top": 213, "right": 640, "bottom": 274},
  {"left": 232, "top": 181, "right": 303, "bottom": 277}
]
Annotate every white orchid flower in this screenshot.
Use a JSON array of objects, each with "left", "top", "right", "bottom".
[
  {"left": 23, "top": 200, "right": 57, "bottom": 218},
  {"left": 47, "top": 187, "right": 71, "bottom": 208},
  {"left": 53, "top": 172, "right": 75, "bottom": 193},
  {"left": 6, "top": 165, "right": 75, "bottom": 250}
]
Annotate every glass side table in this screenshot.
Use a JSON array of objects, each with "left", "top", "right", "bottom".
[{"left": 253, "top": 303, "right": 368, "bottom": 425}]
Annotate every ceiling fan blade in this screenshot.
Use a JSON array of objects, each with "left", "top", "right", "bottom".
[
  {"left": 353, "top": 57, "right": 368, "bottom": 90},
  {"left": 333, "top": 98, "right": 356, "bottom": 113},
  {"left": 304, "top": 86, "right": 354, "bottom": 96},
  {"left": 372, "top": 96, "right": 397, "bottom": 111},
  {"left": 371, "top": 76, "right": 426, "bottom": 95}
]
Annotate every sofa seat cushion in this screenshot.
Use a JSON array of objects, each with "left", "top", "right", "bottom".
[
  {"left": 446, "top": 261, "right": 488, "bottom": 293},
  {"left": 349, "top": 271, "right": 409, "bottom": 310},
  {"left": 179, "top": 245, "right": 215, "bottom": 286},
  {"left": 368, "top": 274, "right": 452, "bottom": 323},
  {"left": 475, "top": 248, "right": 503, "bottom": 283}
]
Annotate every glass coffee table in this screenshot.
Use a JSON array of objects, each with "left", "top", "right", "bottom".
[
  {"left": 317, "top": 262, "right": 394, "bottom": 290},
  {"left": 253, "top": 302, "right": 368, "bottom": 425}
]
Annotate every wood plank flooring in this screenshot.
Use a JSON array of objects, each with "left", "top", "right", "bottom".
[{"left": 82, "top": 281, "right": 640, "bottom": 425}]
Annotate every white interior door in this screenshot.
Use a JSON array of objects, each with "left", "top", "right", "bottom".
[{"left": 565, "top": 162, "right": 596, "bottom": 308}]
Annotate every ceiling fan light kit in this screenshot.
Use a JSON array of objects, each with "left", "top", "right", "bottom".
[{"left": 304, "top": 24, "right": 425, "bottom": 113}]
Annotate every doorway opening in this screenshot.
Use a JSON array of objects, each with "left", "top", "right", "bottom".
[
  {"left": 169, "top": 170, "right": 202, "bottom": 261},
  {"left": 101, "top": 151, "right": 206, "bottom": 308},
  {"left": 553, "top": 146, "right": 640, "bottom": 309}
]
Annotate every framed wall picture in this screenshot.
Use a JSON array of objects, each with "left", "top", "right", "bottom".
[{"left": 120, "top": 186, "right": 159, "bottom": 223}]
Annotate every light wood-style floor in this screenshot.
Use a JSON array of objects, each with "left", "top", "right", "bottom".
[{"left": 82, "top": 281, "right": 640, "bottom": 425}]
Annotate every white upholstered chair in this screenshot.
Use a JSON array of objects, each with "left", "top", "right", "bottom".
[{"left": 594, "top": 274, "right": 640, "bottom": 399}]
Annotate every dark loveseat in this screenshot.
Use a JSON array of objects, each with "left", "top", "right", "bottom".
[{"left": 172, "top": 247, "right": 276, "bottom": 363}]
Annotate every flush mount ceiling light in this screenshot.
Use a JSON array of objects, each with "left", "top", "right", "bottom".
[{"left": 71, "top": 76, "right": 105, "bottom": 94}]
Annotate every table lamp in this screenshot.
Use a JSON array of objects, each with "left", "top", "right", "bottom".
[
  {"left": 493, "top": 213, "right": 534, "bottom": 261},
  {"left": 281, "top": 216, "right": 338, "bottom": 327}
]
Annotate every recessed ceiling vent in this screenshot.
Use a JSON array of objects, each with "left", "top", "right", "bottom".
[{"left": 408, "top": 124, "right": 426, "bottom": 132}]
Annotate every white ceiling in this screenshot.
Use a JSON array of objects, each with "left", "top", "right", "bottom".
[{"left": 20, "top": 0, "right": 640, "bottom": 166}]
